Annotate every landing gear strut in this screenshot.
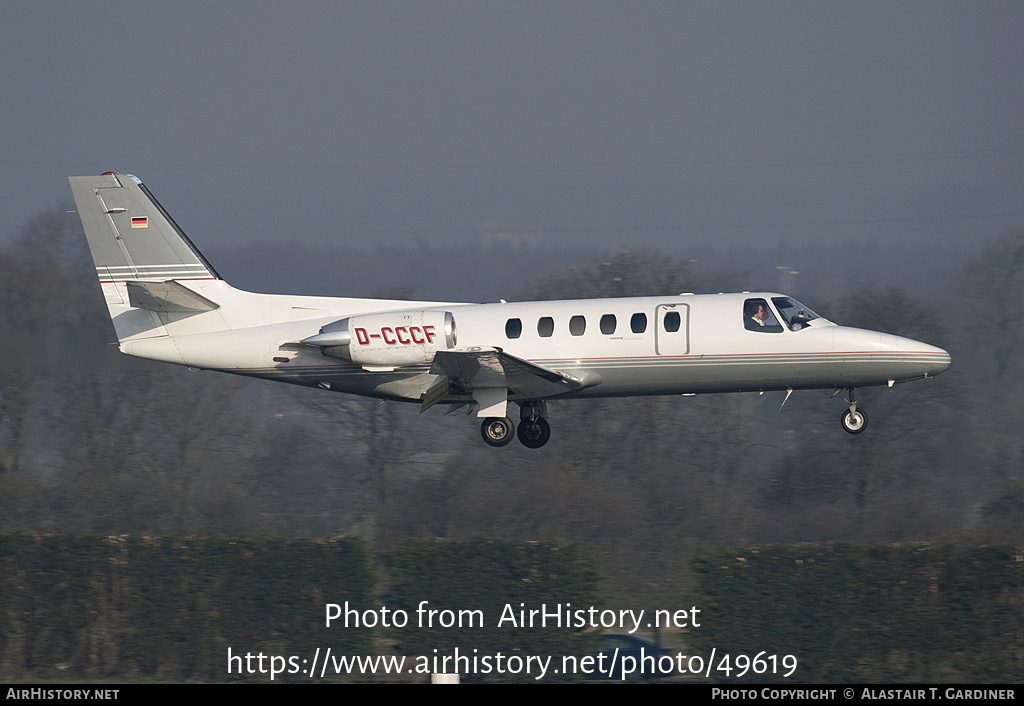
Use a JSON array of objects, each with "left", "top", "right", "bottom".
[{"left": 840, "top": 388, "right": 868, "bottom": 434}]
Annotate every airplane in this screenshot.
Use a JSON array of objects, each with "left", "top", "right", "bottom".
[{"left": 69, "top": 172, "right": 951, "bottom": 449}]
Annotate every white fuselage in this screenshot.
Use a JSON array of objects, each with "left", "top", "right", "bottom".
[
  {"left": 106, "top": 279, "right": 950, "bottom": 404},
  {"left": 69, "top": 171, "right": 951, "bottom": 445}
]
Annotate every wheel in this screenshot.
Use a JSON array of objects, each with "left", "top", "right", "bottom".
[
  {"left": 841, "top": 407, "right": 868, "bottom": 434},
  {"left": 481, "top": 417, "right": 515, "bottom": 447},
  {"left": 517, "top": 417, "right": 551, "bottom": 449}
]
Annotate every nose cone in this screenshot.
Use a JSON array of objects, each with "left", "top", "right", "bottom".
[
  {"left": 895, "top": 336, "right": 951, "bottom": 377},
  {"left": 831, "top": 327, "right": 951, "bottom": 385}
]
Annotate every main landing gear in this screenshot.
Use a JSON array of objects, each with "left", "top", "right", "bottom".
[
  {"left": 840, "top": 387, "right": 868, "bottom": 434},
  {"left": 480, "top": 417, "right": 515, "bottom": 447},
  {"left": 517, "top": 416, "right": 551, "bottom": 449},
  {"left": 479, "top": 401, "right": 551, "bottom": 448}
]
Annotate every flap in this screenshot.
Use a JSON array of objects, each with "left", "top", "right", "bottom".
[{"left": 426, "top": 347, "right": 585, "bottom": 402}]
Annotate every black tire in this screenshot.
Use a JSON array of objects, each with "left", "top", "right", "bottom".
[
  {"left": 481, "top": 417, "right": 515, "bottom": 447},
  {"left": 517, "top": 417, "right": 551, "bottom": 449},
  {"left": 841, "top": 408, "right": 868, "bottom": 434}
]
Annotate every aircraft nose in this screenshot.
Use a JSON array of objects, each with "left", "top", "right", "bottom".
[{"left": 895, "top": 336, "right": 951, "bottom": 377}]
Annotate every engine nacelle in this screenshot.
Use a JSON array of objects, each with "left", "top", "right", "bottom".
[{"left": 302, "top": 310, "right": 457, "bottom": 367}]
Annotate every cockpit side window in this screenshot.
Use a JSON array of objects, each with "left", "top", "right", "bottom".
[
  {"left": 743, "top": 298, "right": 784, "bottom": 333},
  {"left": 771, "top": 297, "right": 820, "bottom": 331}
]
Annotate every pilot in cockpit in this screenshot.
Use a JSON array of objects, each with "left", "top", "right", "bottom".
[
  {"left": 750, "top": 302, "right": 768, "bottom": 327},
  {"left": 744, "top": 298, "right": 783, "bottom": 332}
]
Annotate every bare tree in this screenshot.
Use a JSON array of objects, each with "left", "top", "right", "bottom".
[
  {"left": 0, "top": 247, "right": 73, "bottom": 476},
  {"left": 523, "top": 249, "right": 702, "bottom": 301}
]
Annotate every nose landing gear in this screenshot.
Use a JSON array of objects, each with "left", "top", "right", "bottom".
[{"left": 840, "top": 388, "right": 868, "bottom": 434}]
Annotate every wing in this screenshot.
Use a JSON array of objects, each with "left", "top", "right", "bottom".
[{"left": 420, "top": 347, "right": 588, "bottom": 415}]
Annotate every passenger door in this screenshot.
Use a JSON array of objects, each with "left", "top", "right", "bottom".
[{"left": 655, "top": 303, "right": 689, "bottom": 356}]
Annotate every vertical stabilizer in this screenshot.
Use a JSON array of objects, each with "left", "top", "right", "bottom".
[
  {"left": 69, "top": 173, "right": 224, "bottom": 351},
  {"left": 69, "top": 173, "right": 219, "bottom": 283}
]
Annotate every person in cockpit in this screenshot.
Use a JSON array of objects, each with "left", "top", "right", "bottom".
[
  {"left": 744, "top": 298, "right": 783, "bottom": 332},
  {"left": 749, "top": 302, "right": 768, "bottom": 327}
]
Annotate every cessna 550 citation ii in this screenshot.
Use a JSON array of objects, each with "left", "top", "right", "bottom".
[{"left": 69, "top": 173, "right": 951, "bottom": 448}]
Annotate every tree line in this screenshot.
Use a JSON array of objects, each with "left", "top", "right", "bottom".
[{"left": 0, "top": 208, "right": 1022, "bottom": 608}]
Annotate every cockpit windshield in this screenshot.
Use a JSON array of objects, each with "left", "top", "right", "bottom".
[{"left": 771, "top": 297, "right": 820, "bottom": 331}]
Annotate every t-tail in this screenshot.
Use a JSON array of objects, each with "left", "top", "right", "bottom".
[
  {"left": 69, "top": 172, "right": 444, "bottom": 372},
  {"left": 68, "top": 173, "right": 232, "bottom": 355}
]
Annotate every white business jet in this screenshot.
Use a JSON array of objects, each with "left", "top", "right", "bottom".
[{"left": 69, "top": 173, "right": 951, "bottom": 449}]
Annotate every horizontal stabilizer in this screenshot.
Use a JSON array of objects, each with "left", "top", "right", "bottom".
[{"left": 126, "top": 280, "right": 220, "bottom": 313}]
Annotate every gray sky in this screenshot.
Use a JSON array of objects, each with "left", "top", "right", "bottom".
[{"left": 2, "top": 1, "right": 1023, "bottom": 254}]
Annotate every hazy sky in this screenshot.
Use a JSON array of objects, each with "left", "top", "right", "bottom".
[{"left": 2, "top": 1, "right": 1022, "bottom": 254}]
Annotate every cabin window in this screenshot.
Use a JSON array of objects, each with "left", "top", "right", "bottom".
[
  {"left": 569, "top": 315, "right": 586, "bottom": 336},
  {"left": 505, "top": 318, "right": 522, "bottom": 339},
  {"left": 537, "top": 316, "right": 554, "bottom": 337},
  {"left": 663, "top": 311, "right": 681, "bottom": 332},
  {"left": 630, "top": 312, "right": 647, "bottom": 334},
  {"left": 600, "top": 314, "right": 616, "bottom": 335},
  {"left": 743, "top": 298, "right": 783, "bottom": 333}
]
